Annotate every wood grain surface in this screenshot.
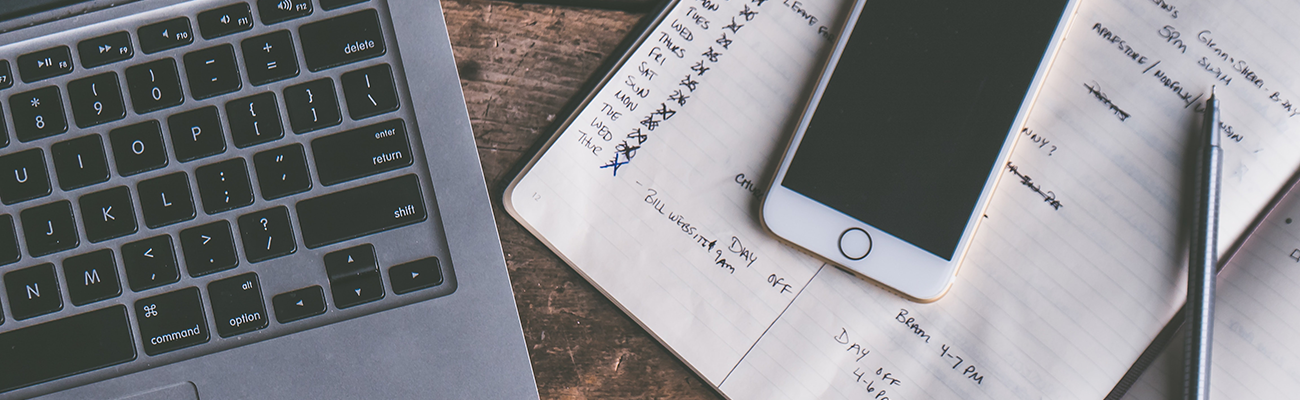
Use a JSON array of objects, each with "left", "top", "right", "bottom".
[{"left": 442, "top": 0, "right": 723, "bottom": 398}]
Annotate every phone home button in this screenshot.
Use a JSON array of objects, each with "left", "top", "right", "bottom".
[{"left": 838, "top": 228, "right": 872, "bottom": 260}]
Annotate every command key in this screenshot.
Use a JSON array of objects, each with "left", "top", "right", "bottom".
[{"left": 135, "top": 287, "right": 209, "bottom": 356}]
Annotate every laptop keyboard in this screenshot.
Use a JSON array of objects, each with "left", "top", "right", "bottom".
[{"left": 0, "top": 0, "right": 458, "bottom": 394}]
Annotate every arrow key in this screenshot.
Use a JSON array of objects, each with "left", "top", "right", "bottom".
[
  {"left": 272, "top": 285, "right": 325, "bottom": 323},
  {"left": 324, "top": 244, "right": 383, "bottom": 308},
  {"left": 328, "top": 272, "right": 382, "bottom": 309},
  {"left": 389, "top": 257, "right": 443, "bottom": 294},
  {"left": 78, "top": 32, "right": 133, "bottom": 68}
]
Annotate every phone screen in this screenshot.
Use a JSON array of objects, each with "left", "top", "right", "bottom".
[{"left": 781, "top": 0, "right": 1070, "bottom": 260}]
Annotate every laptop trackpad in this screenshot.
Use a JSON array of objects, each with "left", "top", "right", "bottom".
[{"left": 112, "top": 382, "right": 198, "bottom": 400}]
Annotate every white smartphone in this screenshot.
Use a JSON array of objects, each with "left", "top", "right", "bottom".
[{"left": 762, "top": 0, "right": 1079, "bottom": 301}]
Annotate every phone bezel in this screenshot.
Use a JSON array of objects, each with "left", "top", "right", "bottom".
[{"left": 761, "top": 0, "right": 1079, "bottom": 302}]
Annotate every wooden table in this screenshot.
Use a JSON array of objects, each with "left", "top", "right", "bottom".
[{"left": 443, "top": 0, "right": 722, "bottom": 398}]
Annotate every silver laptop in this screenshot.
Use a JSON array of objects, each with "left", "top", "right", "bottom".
[{"left": 0, "top": 0, "right": 537, "bottom": 398}]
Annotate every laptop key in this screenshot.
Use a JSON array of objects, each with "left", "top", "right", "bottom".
[
  {"left": 79, "top": 186, "right": 138, "bottom": 243},
  {"left": 168, "top": 106, "right": 227, "bottom": 162},
  {"left": 5, "top": 263, "right": 62, "bottom": 320},
  {"left": 241, "top": 30, "right": 299, "bottom": 86},
  {"left": 138, "top": 17, "right": 194, "bottom": 54},
  {"left": 208, "top": 272, "right": 267, "bottom": 337},
  {"left": 0, "top": 215, "right": 18, "bottom": 266},
  {"left": 110, "top": 120, "right": 169, "bottom": 176},
  {"left": 51, "top": 134, "right": 110, "bottom": 190},
  {"left": 126, "top": 59, "right": 184, "bottom": 114},
  {"left": 198, "top": 3, "right": 254, "bottom": 40},
  {"left": 20, "top": 200, "right": 78, "bottom": 257},
  {"left": 135, "top": 287, "right": 209, "bottom": 356},
  {"left": 68, "top": 72, "right": 127, "bottom": 128},
  {"left": 297, "top": 174, "right": 425, "bottom": 248},
  {"left": 284, "top": 78, "right": 340, "bottom": 133},
  {"left": 321, "top": 0, "right": 368, "bottom": 10},
  {"left": 311, "top": 119, "right": 410, "bottom": 185},
  {"left": 389, "top": 257, "right": 443, "bottom": 294},
  {"left": 10, "top": 86, "right": 68, "bottom": 142},
  {"left": 0, "top": 60, "right": 12, "bottom": 89},
  {"left": 180, "top": 220, "right": 238, "bottom": 277},
  {"left": 226, "top": 92, "right": 284, "bottom": 147},
  {"left": 184, "top": 44, "right": 241, "bottom": 100},
  {"left": 0, "top": 148, "right": 51, "bottom": 204},
  {"left": 238, "top": 206, "right": 295, "bottom": 262},
  {"left": 272, "top": 285, "right": 325, "bottom": 323},
  {"left": 195, "top": 158, "right": 254, "bottom": 214},
  {"left": 0, "top": 305, "right": 135, "bottom": 393},
  {"left": 298, "top": 9, "right": 384, "bottom": 72},
  {"left": 253, "top": 144, "right": 310, "bottom": 200},
  {"left": 257, "top": 0, "right": 312, "bottom": 25},
  {"left": 17, "top": 46, "right": 73, "bottom": 83},
  {"left": 137, "top": 172, "right": 196, "bottom": 229},
  {"left": 325, "top": 244, "right": 382, "bottom": 308},
  {"left": 122, "top": 235, "right": 181, "bottom": 292},
  {"left": 78, "top": 32, "right": 134, "bottom": 69},
  {"left": 63, "top": 249, "right": 122, "bottom": 306},
  {"left": 340, "top": 63, "right": 399, "bottom": 120}
]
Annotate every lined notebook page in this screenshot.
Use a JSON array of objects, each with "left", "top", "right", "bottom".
[
  {"left": 720, "top": 0, "right": 1300, "bottom": 398},
  {"left": 506, "top": 0, "right": 1300, "bottom": 397},
  {"left": 507, "top": 0, "right": 854, "bottom": 381},
  {"left": 1121, "top": 184, "right": 1300, "bottom": 399}
]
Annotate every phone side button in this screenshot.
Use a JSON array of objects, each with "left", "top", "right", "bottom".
[{"left": 838, "top": 228, "right": 872, "bottom": 260}]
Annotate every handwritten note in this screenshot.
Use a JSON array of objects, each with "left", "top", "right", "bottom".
[
  {"left": 506, "top": 0, "right": 1300, "bottom": 398},
  {"left": 508, "top": 0, "right": 851, "bottom": 381}
]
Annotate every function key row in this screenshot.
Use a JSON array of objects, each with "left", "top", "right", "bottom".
[{"left": 1, "top": 4, "right": 378, "bottom": 86}]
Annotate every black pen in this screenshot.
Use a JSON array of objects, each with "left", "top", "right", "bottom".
[{"left": 1186, "top": 86, "right": 1220, "bottom": 400}]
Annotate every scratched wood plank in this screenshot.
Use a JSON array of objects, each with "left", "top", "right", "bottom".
[{"left": 441, "top": 1, "right": 721, "bottom": 398}]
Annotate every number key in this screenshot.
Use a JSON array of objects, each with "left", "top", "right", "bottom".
[
  {"left": 9, "top": 86, "right": 68, "bottom": 142},
  {"left": 68, "top": 72, "right": 126, "bottom": 128},
  {"left": 126, "top": 59, "right": 184, "bottom": 114}
]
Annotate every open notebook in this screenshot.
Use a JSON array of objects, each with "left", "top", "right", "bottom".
[{"left": 504, "top": 0, "right": 1300, "bottom": 397}]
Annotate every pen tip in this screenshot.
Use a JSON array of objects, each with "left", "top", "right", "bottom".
[{"left": 1212, "top": 85, "right": 1217, "bottom": 96}]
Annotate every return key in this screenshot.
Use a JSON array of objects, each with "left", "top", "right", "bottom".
[{"left": 311, "top": 119, "right": 412, "bottom": 186}]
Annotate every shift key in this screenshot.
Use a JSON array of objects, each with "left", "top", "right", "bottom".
[
  {"left": 312, "top": 119, "right": 411, "bottom": 186},
  {"left": 296, "top": 174, "right": 426, "bottom": 248}
]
